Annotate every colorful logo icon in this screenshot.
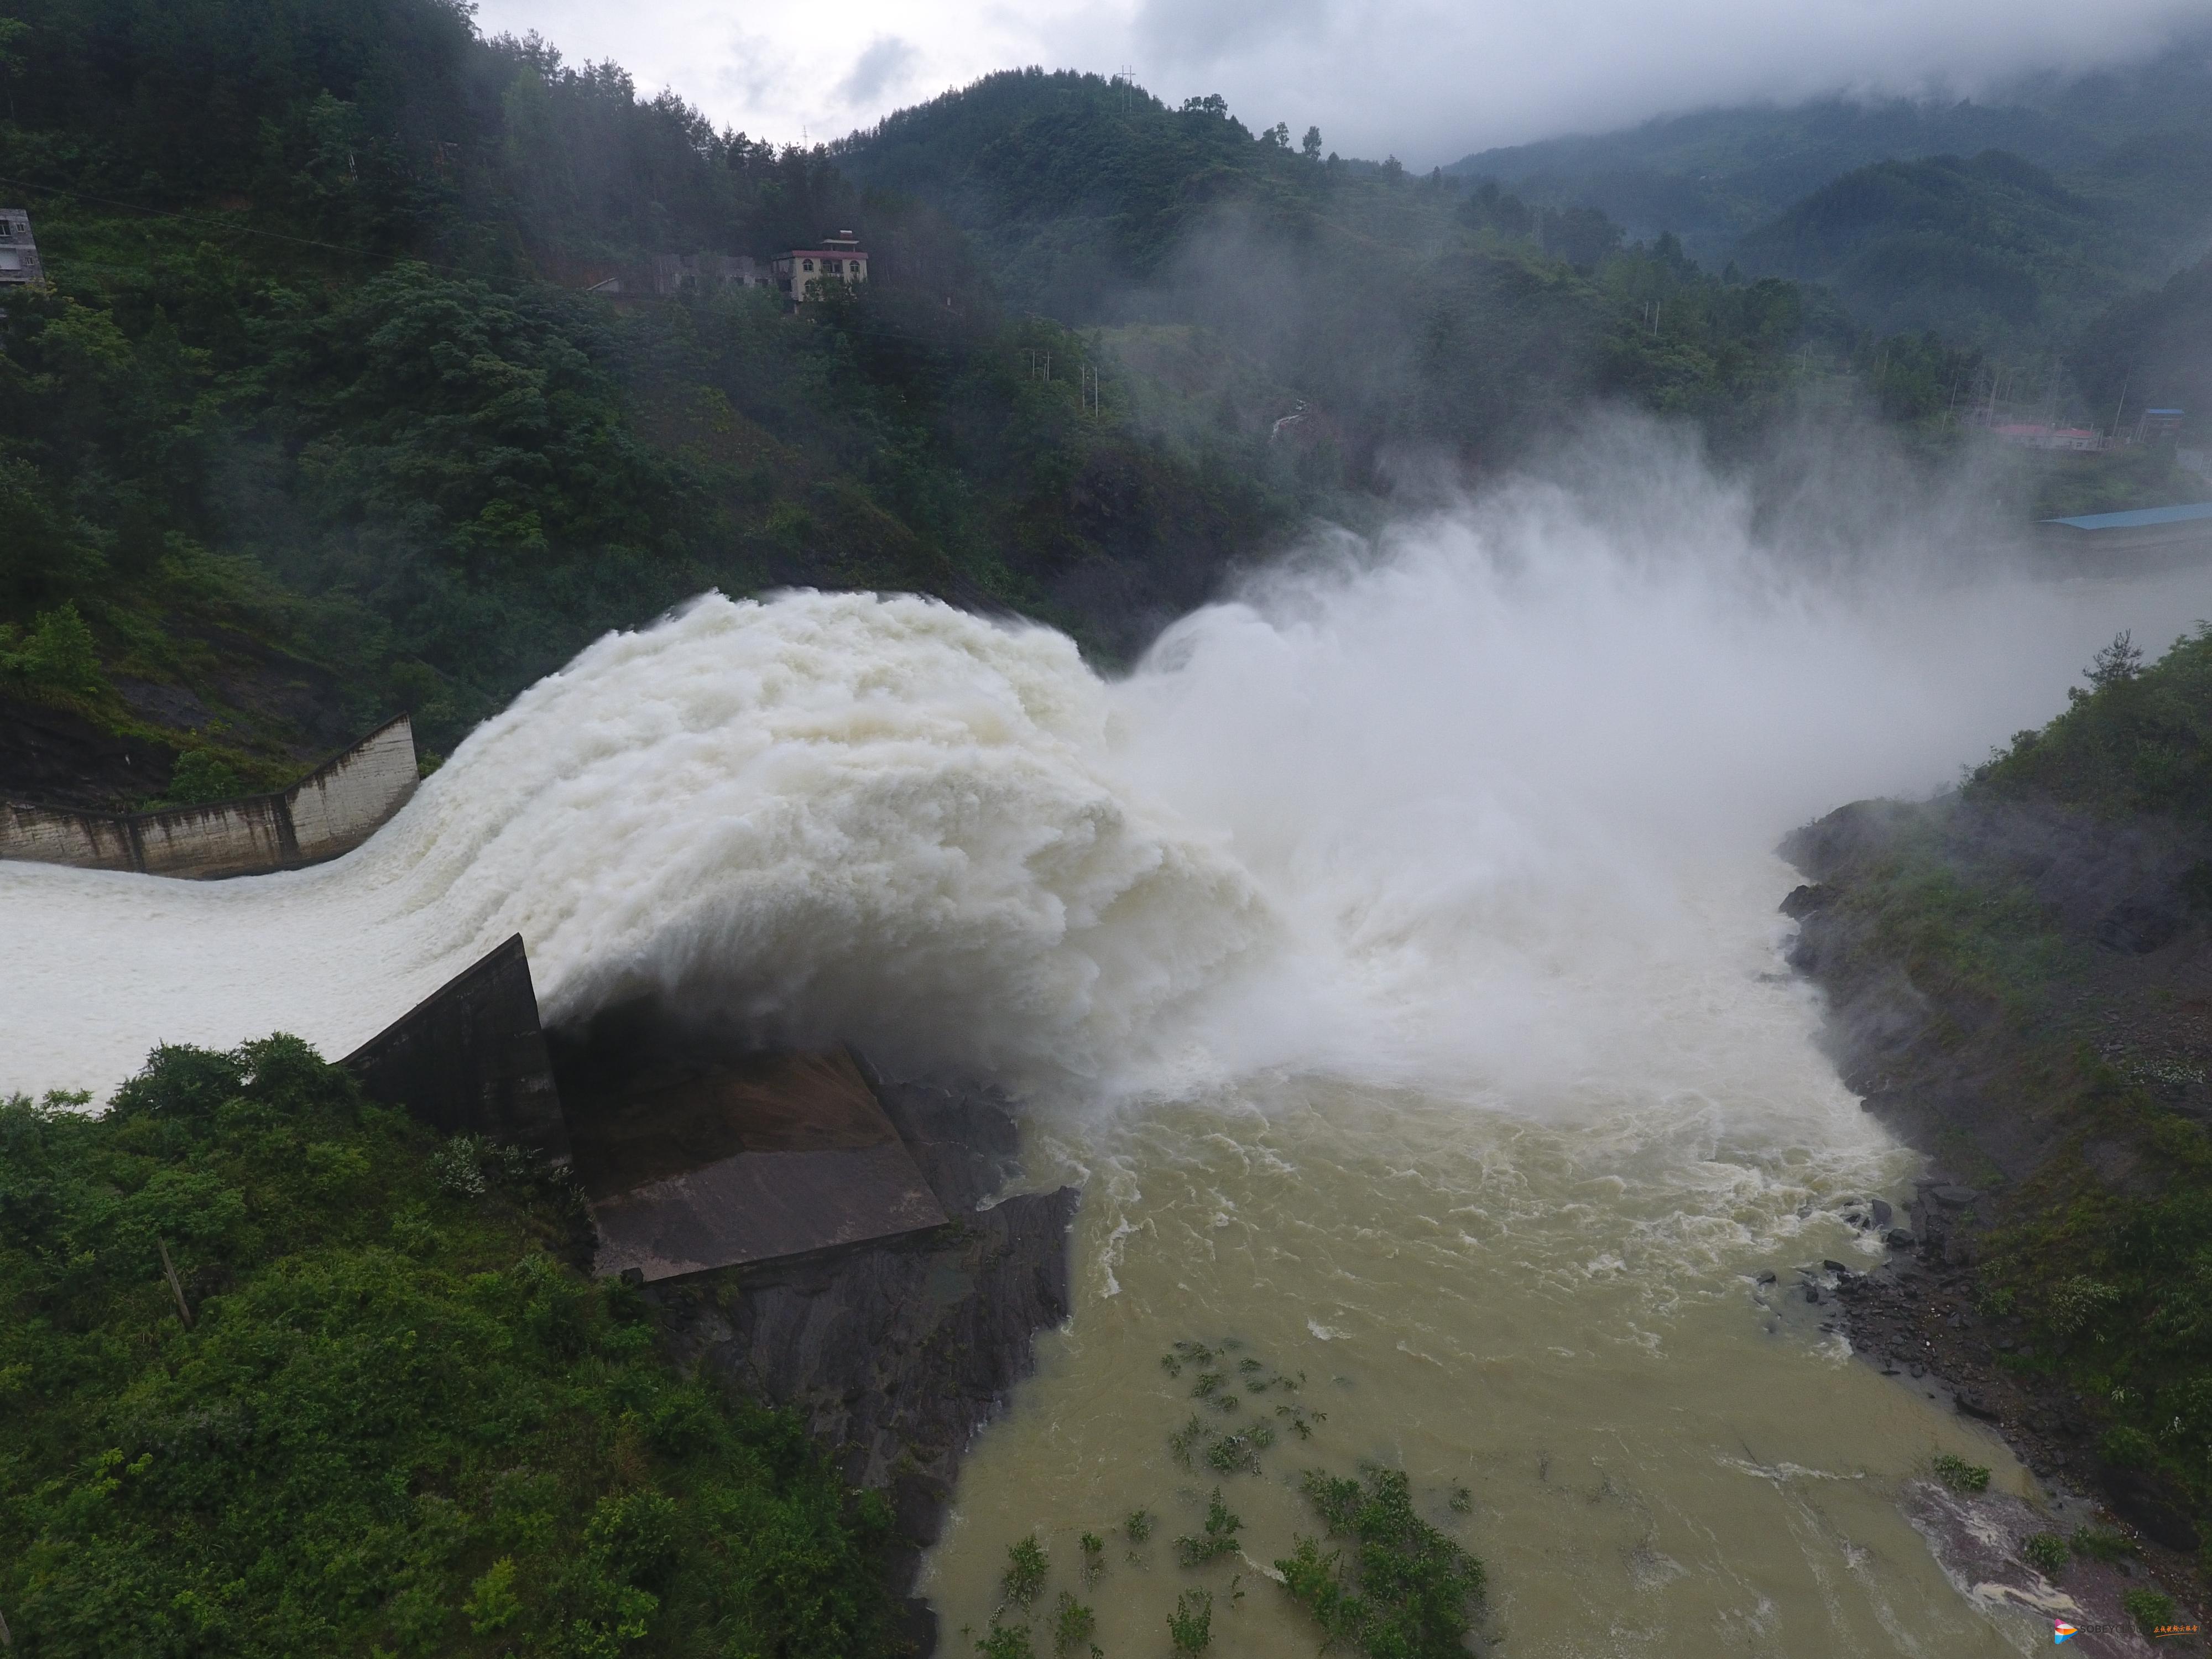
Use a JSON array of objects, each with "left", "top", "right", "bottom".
[{"left": 2054, "top": 1620, "right": 2079, "bottom": 1645}]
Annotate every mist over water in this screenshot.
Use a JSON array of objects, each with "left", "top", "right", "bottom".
[
  {"left": 7, "top": 429, "right": 2203, "bottom": 1645},
  {"left": 2, "top": 430, "right": 2201, "bottom": 1109}
]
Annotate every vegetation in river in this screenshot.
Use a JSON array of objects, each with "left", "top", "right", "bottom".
[
  {"left": 1932, "top": 1454, "right": 1992, "bottom": 1494},
  {"left": 1051, "top": 1590, "right": 1099, "bottom": 1656},
  {"left": 1166, "top": 1588, "right": 1213, "bottom": 1656},
  {"left": 0, "top": 1039, "right": 896, "bottom": 1658},
  {"left": 1174, "top": 1489, "right": 1244, "bottom": 1567},
  {"left": 1003, "top": 1536, "right": 1051, "bottom": 1608},
  {"left": 1275, "top": 1467, "right": 1486, "bottom": 1659},
  {"left": 979, "top": 1334, "right": 1490, "bottom": 1650}
]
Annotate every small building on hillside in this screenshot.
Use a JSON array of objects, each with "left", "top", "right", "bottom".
[
  {"left": 771, "top": 233, "right": 867, "bottom": 302},
  {"left": 1992, "top": 422, "right": 2104, "bottom": 452},
  {"left": 2137, "top": 409, "right": 2185, "bottom": 444},
  {"left": 649, "top": 253, "right": 770, "bottom": 297},
  {"left": 0, "top": 209, "right": 45, "bottom": 290}
]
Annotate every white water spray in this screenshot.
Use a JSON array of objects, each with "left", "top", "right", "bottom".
[{"left": 1, "top": 437, "right": 2200, "bottom": 1109}]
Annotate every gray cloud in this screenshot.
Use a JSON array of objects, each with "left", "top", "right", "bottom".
[
  {"left": 1135, "top": 0, "right": 1332, "bottom": 64},
  {"left": 469, "top": 0, "right": 2212, "bottom": 167},
  {"left": 836, "top": 36, "right": 921, "bottom": 108}
]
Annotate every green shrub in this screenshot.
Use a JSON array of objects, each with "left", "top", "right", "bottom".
[
  {"left": 1078, "top": 1531, "right": 1104, "bottom": 1583},
  {"left": 463, "top": 1556, "right": 523, "bottom": 1634},
  {"left": 1932, "top": 1453, "right": 1991, "bottom": 1493},
  {"left": 2069, "top": 1525, "right": 2138, "bottom": 1562},
  {"left": 1051, "top": 1590, "right": 1097, "bottom": 1656},
  {"left": 1124, "top": 1509, "right": 1154, "bottom": 1545},
  {"left": 1003, "top": 1536, "right": 1050, "bottom": 1607},
  {"left": 2047, "top": 1275, "right": 2122, "bottom": 1338},
  {"left": 976, "top": 1618, "right": 1036, "bottom": 1659},
  {"left": 0, "top": 602, "right": 106, "bottom": 697},
  {"left": 163, "top": 749, "right": 247, "bottom": 805},
  {"left": 2124, "top": 1587, "right": 2177, "bottom": 1635},
  {"left": 1274, "top": 1467, "right": 1485, "bottom": 1659},
  {"left": 1176, "top": 1489, "right": 1244, "bottom": 1566},
  {"left": 2099, "top": 1426, "right": 2158, "bottom": 1468},
  {"left": 1167, "top": 1588, "right": 1213, "bottom": 1656},
  {"left": 2021, "top": 1532, "right": 2067, "bottom": 1577},
  {"left": 0, "top": 1039, "right": 893, "bottom": 1658}
]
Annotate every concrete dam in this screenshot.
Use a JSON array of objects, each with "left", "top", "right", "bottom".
[
  {"left": 343, "top": 934, "right": 952, "bottom": 1282},
  {"left": 0, "top": 713, "right": 420, "bottom": 879}
]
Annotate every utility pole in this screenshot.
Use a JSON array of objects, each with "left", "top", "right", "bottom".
[{"left": 2108, "top": 373, "right": 2130, "bottom": 446}]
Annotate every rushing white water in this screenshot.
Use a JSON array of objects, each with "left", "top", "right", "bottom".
[
  {"left": 3, "top": 449, "right": 2199, "bottom": 1108},
  {"left": 2, "top": 435, "right": 2204, "bottom": 1648}
]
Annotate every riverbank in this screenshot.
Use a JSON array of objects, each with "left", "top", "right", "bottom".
[
  {"left": 0, "top": 1044, "right": 1072, "bottom": 1658},
  {"left": 648, "top": 1075, "right": 1078, "bottom": 1658},
  {"left": 1776, "top": 625, "right": 2212, "bottom": 1634}
]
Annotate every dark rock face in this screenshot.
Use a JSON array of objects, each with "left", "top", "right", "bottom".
[
  {"left": 1778, "top": 883, "right": 1832, "bottom": 919},
  {"left": 1778, "top": 794, "right": 2212, "bottom": 1608},
  {"left": 0, "top": 692, "right": 175, "bottom": 809},
  {"left": 2098, "top": 896, "right": 2185, "bottom": 955},
  {"left": 648, "top": 1076, "right": 1077, "bottom": 1656}
]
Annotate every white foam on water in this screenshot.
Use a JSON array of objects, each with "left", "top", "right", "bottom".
[
  {"left": 8, "top": 424, "right": 2203, "bottom": 1649},
  {"left": 2, "top": 424, "right": 2203, "bottom": 1129}
]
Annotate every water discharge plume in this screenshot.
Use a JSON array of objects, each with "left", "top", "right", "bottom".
[
  {"left": 1104, "top": 461, "right": 2205, "bottom": 1104},
  {"left": 0, "top": 592, "right": 1276, "bottom": 1100},
  {"left": 1, "top": 431, "right": 2203, "bottom": 1109}
]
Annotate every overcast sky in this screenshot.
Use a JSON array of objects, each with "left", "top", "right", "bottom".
[{"left": 467, "top": 0, "right": 2212, "bottom": 166}]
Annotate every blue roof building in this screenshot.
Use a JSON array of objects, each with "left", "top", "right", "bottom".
[{"left": 2039, "top": 499, "right": 2212, "bottom": 563}]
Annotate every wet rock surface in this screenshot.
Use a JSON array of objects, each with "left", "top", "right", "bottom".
[
  {"left": 646, "top": 1076, "right": 1077, "bottom": 1657},
  {"left": 1903, "top": 1477, "right": 2176, "bottom": 1657},
  {"left": 1777, "top": 796, "right": 2212, "bottom": 1627}
]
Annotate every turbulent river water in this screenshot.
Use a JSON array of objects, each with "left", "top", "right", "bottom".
[{"left": 4, "top": 441, "right": 2205, "bottom": 1653}]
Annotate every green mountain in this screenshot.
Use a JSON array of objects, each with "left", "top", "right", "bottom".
[
  {"left": 0, "top": 4, "right": 2126, "bottom": 813},
  {"left": 2070, "top": 252, "right": 2212, "bottom": 433},
  {"left": 1731, "top": 145, "right": 2212, "bottom": 346},
  {"left": 832, "top": 71, "right": 1876, "bottom": 467},
  {"left": 1446, "top": 32, "right": 2212, "bottom": 260},
  {"left": 0, "top": 7, "right": 1356, "bottom": 790}
]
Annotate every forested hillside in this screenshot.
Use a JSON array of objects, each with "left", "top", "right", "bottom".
[
  {"left": 1733, "top": 144, "right": 2212, "bottom": 346},
  {"left": 0, "top": 2, "right": 2168, "bottom": 811},
  {"left": 1783, "top": 625, "right": 2212, "bottom": 1582},
  {"left": 833, "top": 71, "right": 1917, "bottom": 468},
  {"left": 1447, "top": 32, "right": 2212, "bottom": 273},
  {"left": 0, "top": 2, "right": 1335, "bottom": 794}
]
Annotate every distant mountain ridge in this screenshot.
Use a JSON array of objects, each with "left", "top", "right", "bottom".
[{"left": 1444, "top": 33, "right": 2212, "bottom": 260}]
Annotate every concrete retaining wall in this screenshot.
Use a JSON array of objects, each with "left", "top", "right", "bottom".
[
  {"left": 285, "top": 716, "right": 419, "bottom": 863},
  {"left": 343, "top": 933, "right": 572, "bottom": 1164},
  {"left": 0, "top": 713, "right": 416, "bottom": 880}
]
